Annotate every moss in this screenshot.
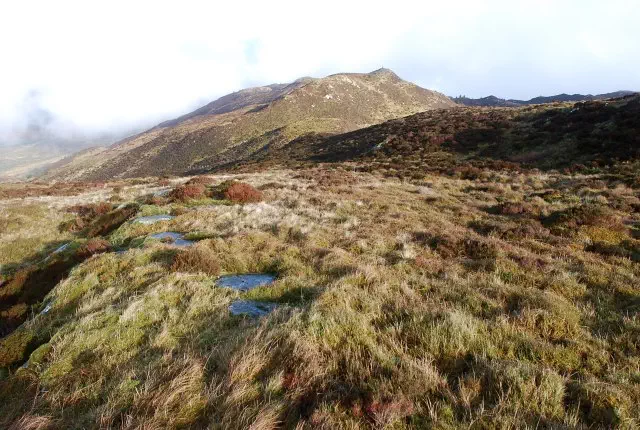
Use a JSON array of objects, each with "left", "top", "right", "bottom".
[
  {"left": 581, "top": 226, "right": 629, "bottom": 244},
  {"left": 0, "top": 328, "right": 39, "bottom": 367},
  {"left": 542, "top": 203, "right": 621, "bottom": 235},
  {"left": 568, "top": 381, "right": 635, "bottom": 427},
  {"left": 27, "top": 342, "right": 52, "bottom": 367},
  {"left": 244, "top": 278, "right": 316, "bottom": 304}
]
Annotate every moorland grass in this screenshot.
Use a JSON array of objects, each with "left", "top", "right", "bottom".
[{"left": 0, "top": 168, "right": 638, "bottom": 428}]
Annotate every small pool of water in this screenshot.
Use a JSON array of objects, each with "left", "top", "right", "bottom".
[
  {"left": 135, "top": 214, "right": 175, "bottom": 224},
  {"left": 229, "top": 300, "right": 278, "bottom": 317},
  {"left": 216, "top": 273, "right": 276, "bottom": 291},
  {"left": 44, "top": 242, "right": 71, "bottom": 262},
  {"left": 53, "top": 243, "right": 70, "bottom": 254},
  {"left": 153, "top": 188, "right": 171, "bottom": 197},
  {"left": 149, "top": 232, "right": 194, "bottom": 247},
  {"left": 40, "top": 303, "right": 52, "bottom": 315}
]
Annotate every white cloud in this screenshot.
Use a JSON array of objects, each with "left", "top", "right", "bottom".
[{"left": 0, "top": 0, "right": 638, "bottom": 145}]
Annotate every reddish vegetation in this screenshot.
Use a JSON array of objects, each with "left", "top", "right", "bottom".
[
  {"left": 83, "top": 204, "right": 139, "bottom": 238},
  {"left": 413, "top": 232, "right": 498, "bottom": 261},
  {"left": 0, "top": 260, "right": 70, "bottom": 338},
  {"left": 169, "top": 184, "right": 207, "bottom": 202},
  {"left": 349, "top": 397, "right": 415, "bottom": 426},
  {"left": 0, "top": 236, "right": 114, "bottom": 341},
  {"left": 170, "top": 247, "right": 220, "bottom": 276},
  {"left": 146, "top": 195, "right": 167, "bottom": 206},
  {"left": 76, "top": 238, "right": 111, "bottom": 258},
  {"left": 67, "top": 202, "right": 114, "bottom": 217},
  {"left": 60, "top": 203, "right": 115, "bottom": 232},
  {"left": 222, "top": 182, "right": 263, "bottom": 203}
]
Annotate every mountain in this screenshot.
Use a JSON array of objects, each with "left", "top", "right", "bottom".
[
  {"left": 45, "top": 69, "right": 455, "bottom": 181},
  {"left": 453, "top": 91, "right": 636, "bottom": 107}
]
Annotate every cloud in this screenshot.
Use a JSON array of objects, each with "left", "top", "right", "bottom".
[{"left": 0, "top": 0, "right": 638, "bottom": 146}]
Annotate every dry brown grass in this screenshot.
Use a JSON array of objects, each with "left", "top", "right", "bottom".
[
  {"left": 0, "top": 167, "right": 638, "bottom": 428},
  {"left": 170, "top": 246, "right": 221, "bottom": 276},
  {"left": 185, "top": 175, "right": 217, "bottom": 186}
]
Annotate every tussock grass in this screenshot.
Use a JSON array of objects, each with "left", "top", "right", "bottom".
[{"left": 0, "top": 168, "right": 639, "bottom": 428}]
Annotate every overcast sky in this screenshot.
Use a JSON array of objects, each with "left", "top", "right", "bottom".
[{"left": 1, "top": 0, "right": 639, "bottom": 146}]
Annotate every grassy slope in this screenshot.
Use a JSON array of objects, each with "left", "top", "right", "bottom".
[{"left": 1, "top": 167, "right": 639, "bottom": 429}]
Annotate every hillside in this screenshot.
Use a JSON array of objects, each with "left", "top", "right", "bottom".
[
  {"left": 233, "top": 94, "right": 640, "bottom": 183},
  {"left": 45, "top": 69, "right": 455, "bottom": 181},
  {"left": 453, "top": 91, "right": 636, "bottom": 107}
]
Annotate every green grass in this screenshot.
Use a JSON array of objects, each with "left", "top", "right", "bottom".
[{"left": 0, "top": 168, "right": 639, "bottom": 428}]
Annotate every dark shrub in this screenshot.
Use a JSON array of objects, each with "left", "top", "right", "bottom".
[
  {"left": 60, "top": 202, "right": 115, "bottom": 233},
  {"left": 414, "top": 232, "right": 498, "bottom": 262},
  {"left": 83, "top": 203, "right": 139, "bottom": 238},
  {"left": 67, "top": 202, "right": 114, "bottom": 218},
  {"left": 259, "top": 182, "right": 287, "bottom": 190},
  {"left": 495, "top": 202, "right": 537, "bottom": 216},
  {"left": 586, "top": 239, "right": 640, "bottom": 261},
  {"left": 170, "top": 206, "right": 189, "bottom": 216},
  {"left": 185, "top": 176, "right": 216, "bottom": 186},
  {"left": 542, "top": 203, "right": 621, "bottom": 234},
  {"left": 464, "top": 239, "right": 499, "bottom": 260}
]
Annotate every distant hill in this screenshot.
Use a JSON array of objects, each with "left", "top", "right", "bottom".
[
  {"left": 0, "top": 137, "right": 126, "bottom": 182},
  {"left": 453, "top": 91, "right": 636, "bottom": 107},
  {"left": 45, "top": 69, "right": 455, "bottom": 181},
  {"left": 232, "top": 94, "right": 640, "bottom": 180}
]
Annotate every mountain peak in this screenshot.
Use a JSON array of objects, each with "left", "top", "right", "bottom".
[
  {"left": 369, "top": 68, "right": 400, "bottom": 79},
  {"left": 45, "top": 69, "right": 456, "bottom": 180}
]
